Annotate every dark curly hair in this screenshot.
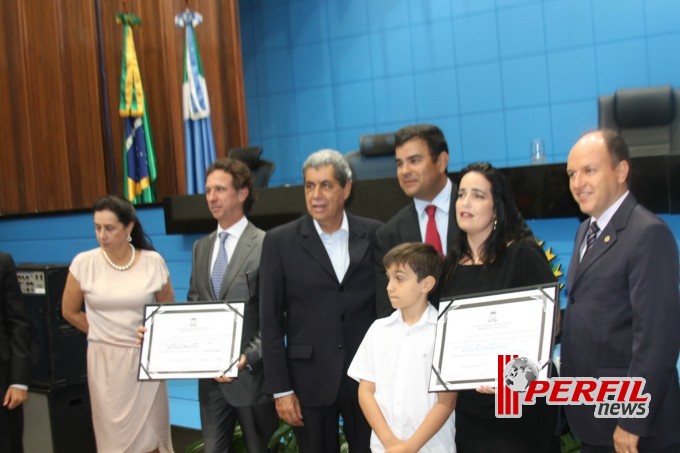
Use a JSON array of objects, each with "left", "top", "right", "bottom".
[{"left": 445, "top": 162, "right": 532, "bottom": 275}]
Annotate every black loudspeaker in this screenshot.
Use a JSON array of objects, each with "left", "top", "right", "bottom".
[
  {"left": 16, "top": 264, "right": 87, "bottom": 388},
  {"left": 22, "top": 383, "right": 96, "bottom": 453}
]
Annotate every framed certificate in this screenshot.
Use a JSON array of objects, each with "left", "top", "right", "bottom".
[
  {"left": 138, "top": 301, "right": 244, "bottom": 380},
  {"left": 429, "top": 283, "right": 559, "bottom": 391}
]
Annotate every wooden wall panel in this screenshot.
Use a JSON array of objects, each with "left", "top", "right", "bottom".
[
  {"left": 0, "top": 0, "right": 36, "bottom": 214},
  {"left": 0, "top": 0, "right": 247, "bottom": 215},
  {"left": 21, "top": 1, "right": 73, "bottom": 212},
  {"left": 0, "top": 0, "right": 106, "bottom": 214},
  {"left": 58, "top": 0, "right": 108, "bottom": 209}
]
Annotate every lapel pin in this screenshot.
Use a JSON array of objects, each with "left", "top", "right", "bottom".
[{"left": 604, "top": 235, "right": 610, "bottom": 243}]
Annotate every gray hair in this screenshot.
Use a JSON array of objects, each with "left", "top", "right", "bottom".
[{"left": 302, "top": 149, "right": 353, "bottom": 187}]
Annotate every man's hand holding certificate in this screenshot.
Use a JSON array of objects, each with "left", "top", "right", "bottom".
[{"left": 138, "top": 302, "right": 245, "bottom": 380}]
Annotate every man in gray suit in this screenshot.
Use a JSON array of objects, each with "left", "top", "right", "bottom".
[
  {"left": 562, "top": 130, "right": 680, "bottom": 453},
  {"left": 189, "top": 158, "right": 278, "bottom": 453}
]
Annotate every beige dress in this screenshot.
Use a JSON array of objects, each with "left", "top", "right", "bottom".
[{"left": 70, "top": 248, "right": 174, "bottom": 453}]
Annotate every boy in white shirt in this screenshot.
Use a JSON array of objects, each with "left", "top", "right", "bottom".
[{"left": 348, "top": 243, "right": 456, "bottom": 452}]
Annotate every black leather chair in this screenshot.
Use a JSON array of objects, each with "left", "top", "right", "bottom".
[
  {"left": 345, "top": 132, "right": 396, "bottom": 181},
  {"left": 228, "top": 146, "right": 276, "bottom": 188},
  {"left": 598, "top": 85, "right": 680, "bottom": 156}
]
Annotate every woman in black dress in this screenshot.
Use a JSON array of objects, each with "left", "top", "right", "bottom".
[{"left": 439, "top": 162, "right": 560, "bottom": 453}]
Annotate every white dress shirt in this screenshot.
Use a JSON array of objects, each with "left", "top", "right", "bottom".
[
  {"left": 210, "top": 215, "right": 249, "bottom": 274},
  {"left": 313, "top": 211, "right": 350, "bottom": 283},
  {"left": 413, "top": 179, "right": 452, "bottom": 253}
]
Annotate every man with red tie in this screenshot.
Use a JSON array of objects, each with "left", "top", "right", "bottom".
[{"left": 375, "top": 124, "right": 459, "bottom": 317}]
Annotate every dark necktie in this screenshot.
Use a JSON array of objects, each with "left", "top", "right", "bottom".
[
  {"left": 211, "top": 232, "right": 229, "bottom": 296},
  {"left": 425, "top": 205, "right": 443, "bottom": 255},
  {"left": 584, "top": 221, "right": 600, "bottom": 257}
]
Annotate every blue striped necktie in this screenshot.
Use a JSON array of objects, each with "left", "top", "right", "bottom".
[
  {"left": 211, "top": 232, "right": 229, "bottom": 296},
  {"left": 584, "top": 221, "right": 600, "bottom": 257}
]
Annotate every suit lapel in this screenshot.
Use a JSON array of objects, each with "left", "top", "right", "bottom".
[
  {"left": 344, "top": 213, "right": 369, "bottom": 284},
  {"left": 446, "top": 179, "right": 458, "bottom": 253},
  {"left": 571, "top": 227, "right": 619, "bottom": 289},
  {"left": 198, "top": 231, "right": 219, "bottom": 300},
  {"left": 300, "top": 216, "right": 338, "bottom": 281},
  {"left": 218, "top": 222, "right": 257, "bottom": 300},
  {"left": 567, "top": 221, "right": 588, "bottom": 291},
  {"left": 569, "top": 194, "right": 637, "bottom": 292},
  {"left": 403, "top": 204, "right": 421, "bottom": 242}
]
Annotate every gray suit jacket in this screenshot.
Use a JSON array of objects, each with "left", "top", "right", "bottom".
[
  {"left": 188, "top": 222, "right": 270, "bottom": 407},
  {"left": 562, "top": 194, "right": 680, "bottom": 448}
]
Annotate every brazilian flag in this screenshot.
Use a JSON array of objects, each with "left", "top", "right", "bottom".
[{"left": 117, "top": 13, "right": 157, "bottom": 204}]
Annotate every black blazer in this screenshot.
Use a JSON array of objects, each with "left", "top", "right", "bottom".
[
  {"left": 374, "top": 181, "right": 459, "bottom": 317},
  {"left": 259, "top": 213, "right": 382, "bottom": 407},
  {"left": 561, "top": 194, "right": 680, "bottom": 448},
  {"left": 0, "top": 252, "right": 30, "bottom": 391},
  {"left": 187, "top": 222, "right": 270, "bottom": 407}
]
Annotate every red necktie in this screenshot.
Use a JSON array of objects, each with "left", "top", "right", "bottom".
[{"left": 425, "top": 205, "right": 443, "bottom": 255}]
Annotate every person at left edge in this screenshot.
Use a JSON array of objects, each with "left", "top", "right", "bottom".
[
  {"left": 188, "top": 158, "right": 278, "bottom": 453},
  {"left": 0, "top": 251, "right": 30, "bottom": 453},
  {"left": 260, "top": 149, "right": 382, "bottom": 453},
  {"left": 62, "top": 195, "right": 175, "bottom": 453}
]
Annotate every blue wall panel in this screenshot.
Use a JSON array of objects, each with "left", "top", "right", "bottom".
[{"left": 240, "top": 0, "right": 680, "bottom": 187}]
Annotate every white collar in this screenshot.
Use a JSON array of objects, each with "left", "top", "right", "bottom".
[
  {"left": 590, "top": 190, "right": 629, "bottom": 232},
  {"left": 387, "top": 303, "right": 438, "bottom": 327},
  {"left": 217, "top": 215, "right": 249, "bottom": 240},
  {"left": 313, "top": 211, "right": 349, "bottom": 237},
  {"left": 414, "top": 178, "right": 452, "bottom": 216}
]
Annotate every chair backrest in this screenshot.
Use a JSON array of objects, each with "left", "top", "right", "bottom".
[
  {"left": 345, "top": 132, "right": 397, "bottom": 181},
  {"left": 228, "top": 146, "right": 276, "bottom": 188},
  {"left": 598, "top": 85, "right": 680, "bottom": 156}
]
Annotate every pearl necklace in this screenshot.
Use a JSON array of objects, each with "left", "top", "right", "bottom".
[{"left": 101, "top": 243, "right": 136, "bottom": 271}]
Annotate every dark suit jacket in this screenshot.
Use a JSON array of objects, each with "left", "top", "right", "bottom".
[
  {"left": 259, "top": 213, "right": 382, "bottom": 407},
  {"left": 374, "top": 180, "right": 459, "bottom": 317},
  {"left": 188, "top": 222, "right": 271, "bottom": 407},
  {"left": 561, "top": 194, "right": 680, "bottom": 448},
  {"left": 0, "top": 252, "right": 30, "bottom": 392}
]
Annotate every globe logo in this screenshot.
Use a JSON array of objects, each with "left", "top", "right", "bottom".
[{"left": 503, "top": 357, "right": 539, "bottom": 393}]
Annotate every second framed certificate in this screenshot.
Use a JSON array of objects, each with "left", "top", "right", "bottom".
[
  {"left": 430, "top": 283, "right": 559, "bottom": 392},
  {"left": 139, "top": 301, "right": 244, "bottom": 380}
]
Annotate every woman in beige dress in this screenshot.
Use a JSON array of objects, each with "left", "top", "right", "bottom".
[{"left": 62, "top": 195, "right": 175, "bottom": 453}]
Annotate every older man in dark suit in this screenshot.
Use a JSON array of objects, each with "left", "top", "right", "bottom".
[
  {"left": 0, "top": 251, "right": 30, "bottom": 453},
  {"left": 189, "top": 158, "right": 278, "bottom": 453},
  {"left": 260, "top": 149, "right": 382, "bottom": 453},
  {"left": 562, "top": 130, "right": 680, "bottom": 453},
  {"left": 374, "top": 124, "right": 458, "bottom": 317}
]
